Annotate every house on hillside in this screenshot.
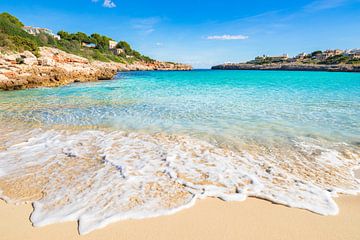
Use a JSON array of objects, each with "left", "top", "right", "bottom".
[
  {"left": 345, "top": 49, "right": 360, "bottom": 59},
  {"left": 352, "top": 53, "right": 360, "bottom": 59},
  {"left": 23, "top": 26, "right": 61, "bottom": 40},
  {"left": 109, "top": 40, "right": 118, "bottom": 49},
  {"left": 112, "top": 48, "right": 125, "bottom": 55},
  {"left": 312, "top": 49, "right": 344, "bottom": 61},
  {"left": 323, "top": 49, "right": 344, "bottom": 58},
  {"left": 350, "top": 51, "right": 360, "bottom": 59},
  {"left": 350, "top": 49, "right": 360, "bottom": 54}
]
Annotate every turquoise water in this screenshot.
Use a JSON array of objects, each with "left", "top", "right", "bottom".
[
  {"left": 0, "top": 70, "right": 360, "bottom": 234},
  {"left": 1, "top": 70, "right": 359, "bottom": 144}
]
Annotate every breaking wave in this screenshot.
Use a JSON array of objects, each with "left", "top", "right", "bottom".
[{"left": 0, "top": 127, "right": 359, "bottom": 234}]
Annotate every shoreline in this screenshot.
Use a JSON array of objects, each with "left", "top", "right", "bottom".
[
  {"left": 0, "top": 121, "right": 358, "bottom": 235},
  {"left": 211, "top": 63, "right": 360, "bottom": 72},
  {"left": 1, "top": 195, "right": 360, "bottom": 240}
]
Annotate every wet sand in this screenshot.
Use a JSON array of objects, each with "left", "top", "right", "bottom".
[{"left": 1, "top": 196, "right": 360, "bottom": 240}]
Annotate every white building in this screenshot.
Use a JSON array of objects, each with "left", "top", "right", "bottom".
[
  {"left": 349, "top": 49, "right": 360, "bottom": 54},
  {"left": 348, "top": 49, "right": 360, "bottom": 59},
  {"left": 23, "top": 26, "right": 61, "bottom": 40},
  {"left": 109, "top": 40, "right": 118, "bottom": 49}
]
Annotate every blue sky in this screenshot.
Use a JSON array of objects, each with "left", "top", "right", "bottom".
[{"left": 1, "top": 0, "right": 360, "bottom": 68}]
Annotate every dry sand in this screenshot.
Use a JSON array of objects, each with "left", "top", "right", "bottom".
[{"left": 1, "top": 196, "right": 360, "bottom": 240}]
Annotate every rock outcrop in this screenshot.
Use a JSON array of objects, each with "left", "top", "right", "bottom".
[
  {"left": 0, "top": 47, "right": 192, "bottom": 90},
  {"left": 211, "top": 63, "right": 360, "bottom": 72}
]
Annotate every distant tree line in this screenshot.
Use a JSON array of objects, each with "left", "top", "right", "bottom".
[{"left": 57, "top": 31, "right": 112, "bottom": 50}]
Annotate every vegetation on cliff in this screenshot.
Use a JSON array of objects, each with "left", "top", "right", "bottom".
[
  {"left": 246, "top": 49, "right": 360, "bottom": 66},
  {"left": 0, "top": 13, "right": 40, "bottom": 55},
  {"left": 0, "top": 12, "right": 154, "bottom": 64},
  {"left": 212, "top": 49, "right": 360, "bottom": 72}
]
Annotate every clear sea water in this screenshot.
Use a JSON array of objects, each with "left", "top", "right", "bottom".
[
  {"left": 1, "top": 70, "right": 359, "bottom": 142},
  {"left": 0, "top": 70, "right": 359, "bottom": 234}
]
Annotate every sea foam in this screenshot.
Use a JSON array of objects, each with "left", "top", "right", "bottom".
[{"left": 0, "top": 128, "right": 359, "bottom": 234}]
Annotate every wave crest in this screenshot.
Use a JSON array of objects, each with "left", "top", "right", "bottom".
[{"left": 0, "top": 128, "right": 359, "bottom": 234}]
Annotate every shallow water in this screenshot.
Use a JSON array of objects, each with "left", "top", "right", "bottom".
[{"left": 0, "top": 70, "right": 359, "bottom": 234}]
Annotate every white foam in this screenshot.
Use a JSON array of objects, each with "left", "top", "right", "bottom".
[{"left": 0, "top": 128, "right": 359, "bottom": 234}]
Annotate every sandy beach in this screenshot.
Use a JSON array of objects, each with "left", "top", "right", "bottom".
[{"left": 1, "top": 195, "right": 360, "bottom": 240}]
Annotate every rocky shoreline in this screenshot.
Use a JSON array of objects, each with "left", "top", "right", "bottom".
[
  {"left": 0, "top": 47, "right": 192, "bottom": 91},
  {"left": 211, "top": 63, "right": 360, "bottom": 72}
]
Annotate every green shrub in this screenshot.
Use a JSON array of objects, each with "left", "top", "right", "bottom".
[
  {"left": 0, "top": 12, "right": 155, "bottom": 64},
  {"left": 311, "top": 50, "right": 322, "bottom": 56},
  {"left": 0, "top": 12, "right": 24, "bottom": 27},
  {"left": 0, "top": 13, "right": 40, "bottom": 55},
  {"left": 91, "top": 49, "right": 110, "bottom": 62},
  {"left": 348, "top": 59, "right": 360, "bottom": 65},
  {"left": 320, "top": 55, "right": 350, "bottom": 65}
]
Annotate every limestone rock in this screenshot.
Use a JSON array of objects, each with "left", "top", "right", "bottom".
[{"left": 0, "top": 47, "right": 192, "bottom": 91}]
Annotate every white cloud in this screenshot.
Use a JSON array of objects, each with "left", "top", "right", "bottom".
[
  {"left": 103, "top": 0, "right": 116, "bottom": 8},
  {"left": 91, "top": 0, "right": 116, "bottom": 8},
  {"left": 207, "top": 35, "right": 249, "bottom": 40}
]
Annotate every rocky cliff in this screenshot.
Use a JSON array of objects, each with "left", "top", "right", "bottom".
[
  {"left": 0, "top": 47, "right": 192, "bottom": 90},
  {"left": 211, "top": 63, "right": 360, "bottom": 72}
]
